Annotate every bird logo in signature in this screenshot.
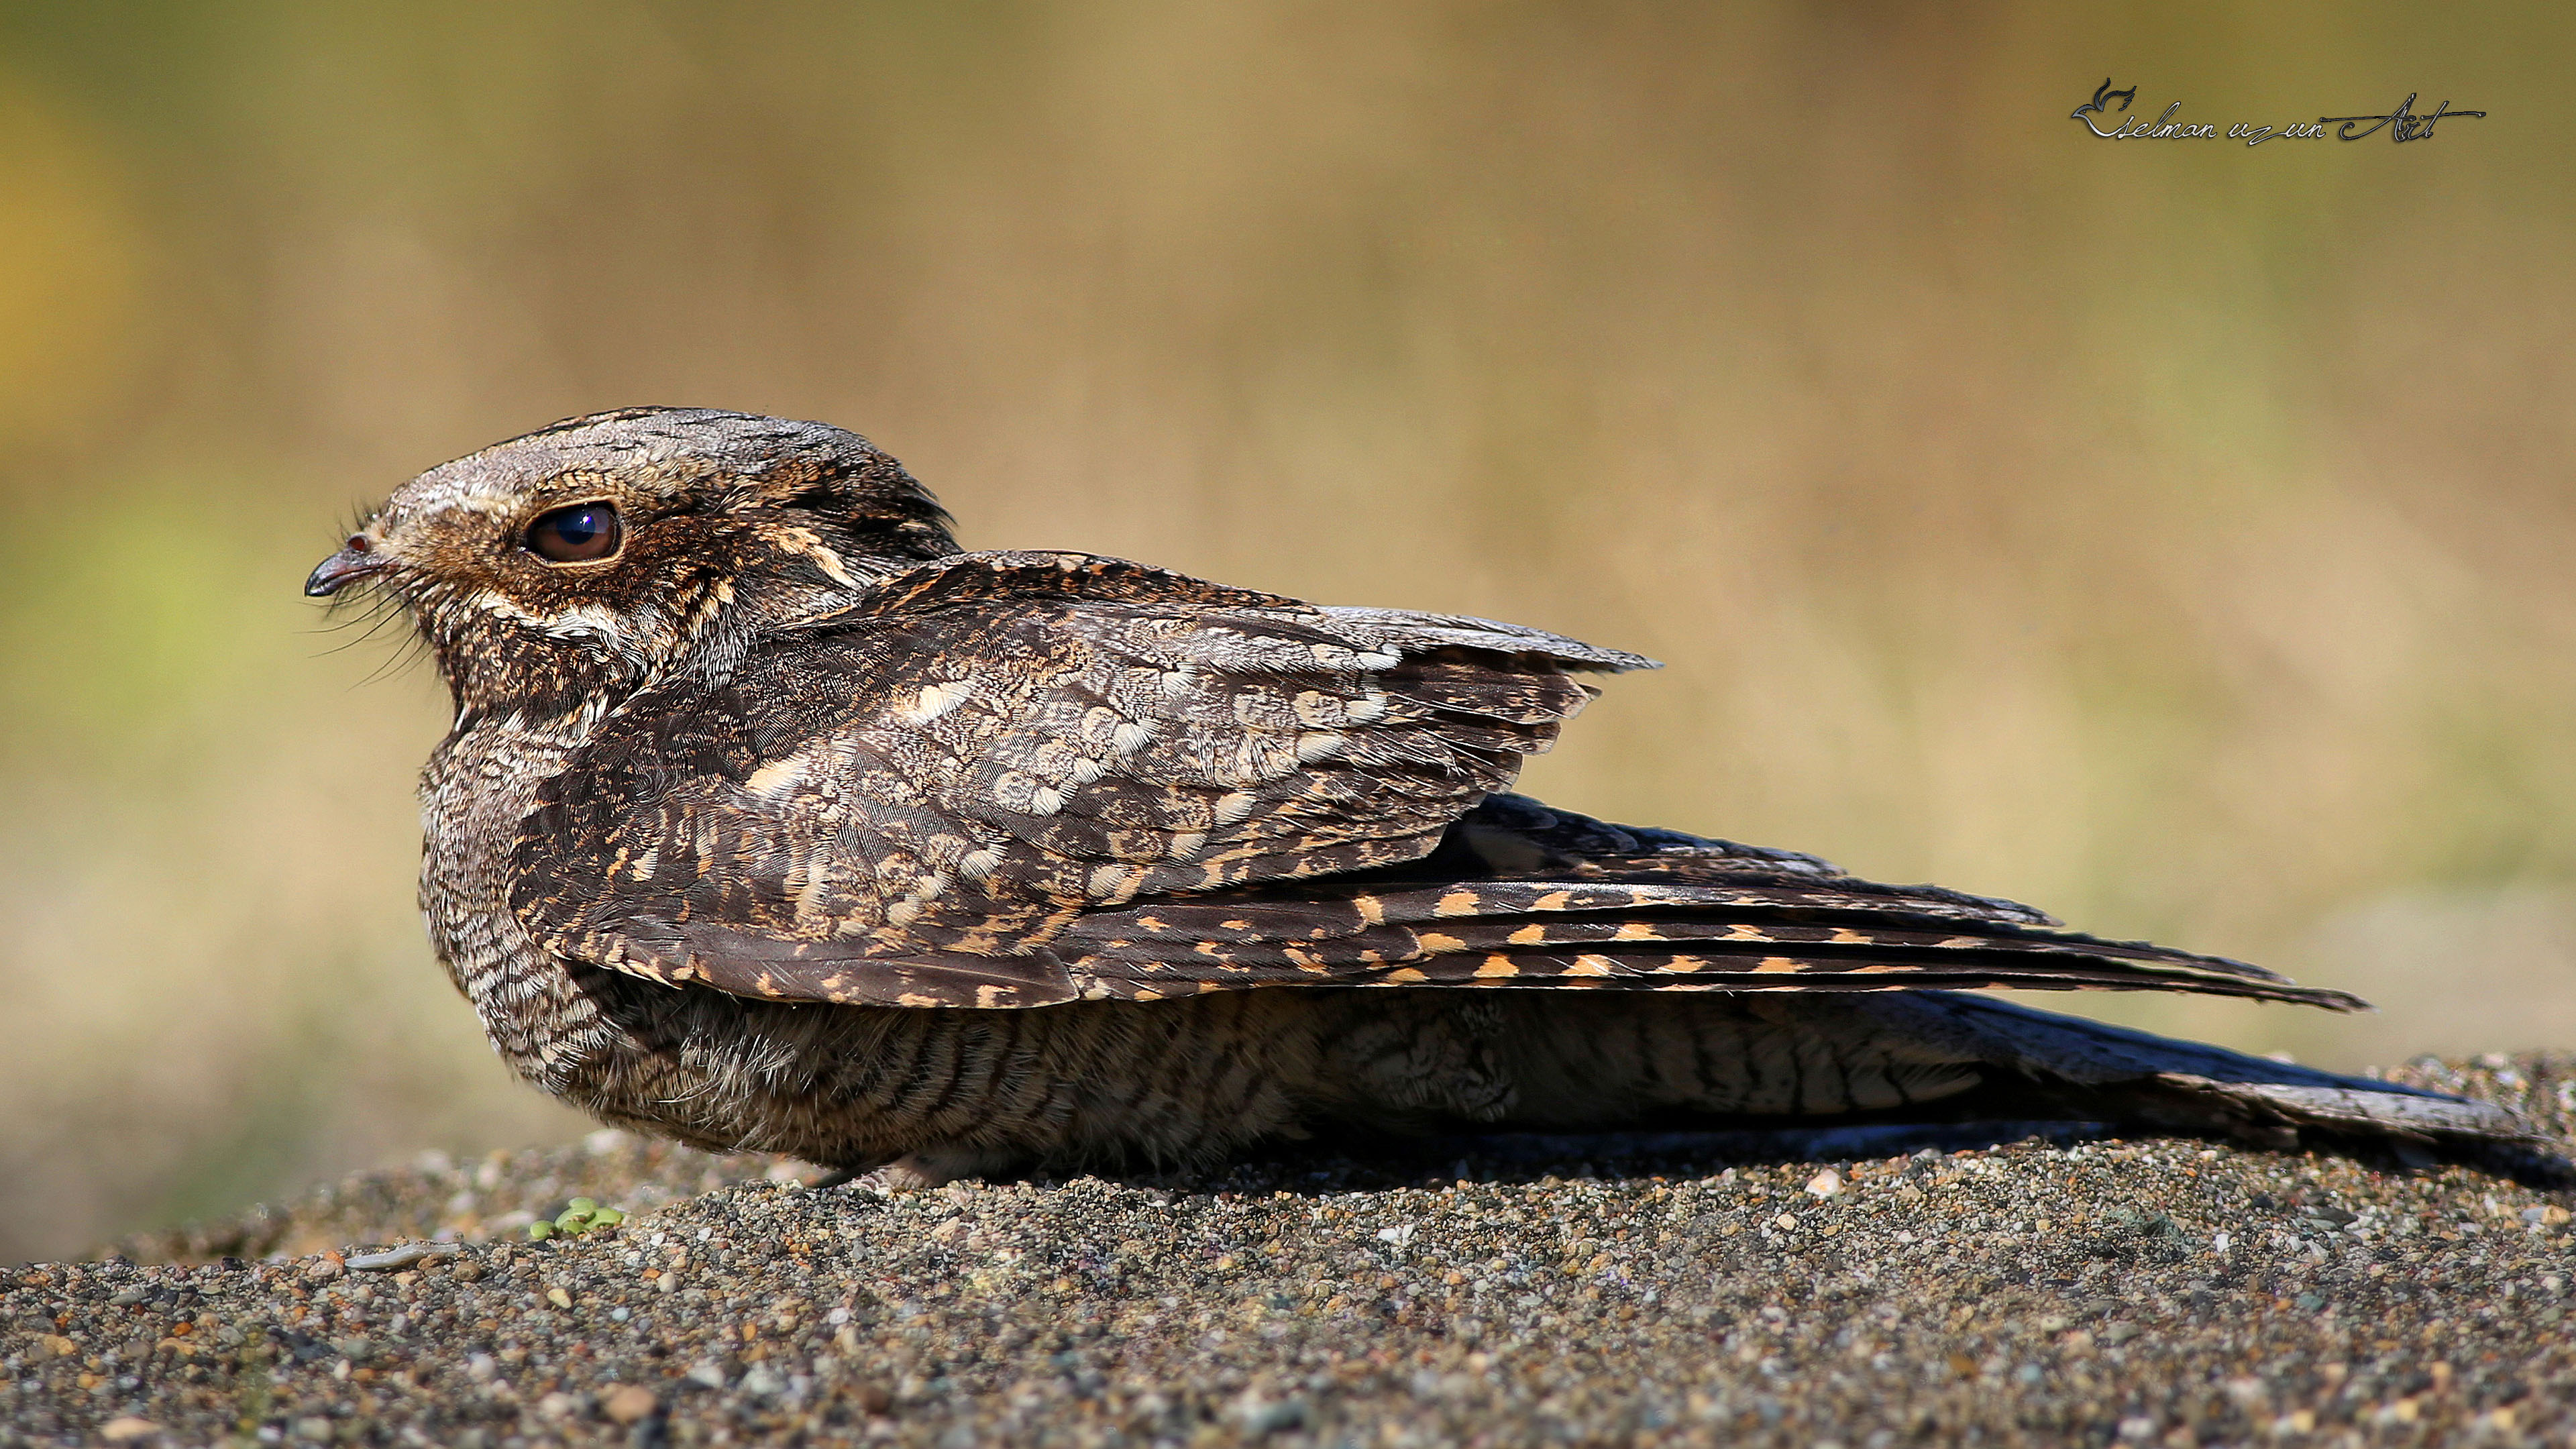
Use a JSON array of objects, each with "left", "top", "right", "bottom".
[{"left": 2072, "top": 77, "right": 2138, "bottom": 126}]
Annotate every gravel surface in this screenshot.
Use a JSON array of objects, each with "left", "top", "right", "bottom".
[{"left": 7, "top": 1053, "right": 2575, "bottom": 1448}]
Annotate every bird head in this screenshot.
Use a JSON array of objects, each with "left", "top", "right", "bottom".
[{"left": 309, "top": 407, "right": 958, "bottom": 721}]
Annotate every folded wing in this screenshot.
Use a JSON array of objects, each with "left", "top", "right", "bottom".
[{"left": 509, "top": 551, "right": 2363, "bottom": 1016}]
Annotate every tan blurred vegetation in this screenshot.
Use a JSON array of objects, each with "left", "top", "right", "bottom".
[{"left": 2, "top": 2, "right": 2572, "bottom": 1262}]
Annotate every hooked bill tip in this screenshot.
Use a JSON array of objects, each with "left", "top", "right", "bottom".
[{"left": 305, "top": 544, "right": 385, "bottom": 597}]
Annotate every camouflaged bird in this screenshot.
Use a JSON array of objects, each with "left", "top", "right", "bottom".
[{"left": 307, "top": 408, "right": 2536, "bottom": 1187}]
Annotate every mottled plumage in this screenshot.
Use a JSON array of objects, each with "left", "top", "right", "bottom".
[{"left": 310, "top": 408, "right": 2535, "bottom": 1186}]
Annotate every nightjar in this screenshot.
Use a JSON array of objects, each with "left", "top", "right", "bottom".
[{"left": 308, "top": 408, "right": 2534, "bottom": 1186}]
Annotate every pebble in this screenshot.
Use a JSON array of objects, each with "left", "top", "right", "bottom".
[
  {"left": 602, "top": 1383, "right": 659, "bottom": 1424},
  {"left": 3, "top": 1053, "right": 2571, "bottom": 1446},
  {"left": 345, "top": 1240, "right": 462, "bottom": 1272}
]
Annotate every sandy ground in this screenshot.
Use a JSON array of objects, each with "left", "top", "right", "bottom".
[{"left": 5, "top": 1053, "right": 2573, "bottom": 1448}]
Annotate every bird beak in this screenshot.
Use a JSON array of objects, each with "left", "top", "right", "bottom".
[{"left": 305, "top": 543, "right": 389, "bottom": 597}]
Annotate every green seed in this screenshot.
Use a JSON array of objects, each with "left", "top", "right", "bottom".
[{"left": 527, "top": 1220, "right": 554, "bottom": 1241}]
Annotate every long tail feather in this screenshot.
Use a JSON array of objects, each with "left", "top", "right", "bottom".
[{"left": 1868, "top": 992, "right": 2546, "bottom": 1147}]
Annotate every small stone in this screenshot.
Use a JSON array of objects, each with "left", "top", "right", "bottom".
[
  {"left": 686, "top": 1361, "right": 729, "bottom": 1390},
  {"left": 349, "top": 1241, "right": 462, "bottom": 1273},
  {"left": 302, "top": 1256, "right": 345, "bottom": 1284},
  {"left": 292, "top": 1417, "right": 334, "bottom": 1442},
  {"left": 100, "top": 1419, "right": 160, "bottom": 1443},
  {"left": 546, "top": 1287, "right": 573, "bottom": 1309},
  {"left": 537, "top": 1391, "right": 579, "bottom": 1419},
  {"left": 1804, "top": 1170, "right": 1843, "bottom": 1198},
  {"left": 603, "top": 1385, "right": 658, "bottom": 1424},
  {"left": 1234, "top": 1393, "right": 1307, "bottom": 1434}
]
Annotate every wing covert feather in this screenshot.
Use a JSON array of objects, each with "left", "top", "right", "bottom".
[{"left": 509, "top": 552, "right": 1644, "bottom": 1004}]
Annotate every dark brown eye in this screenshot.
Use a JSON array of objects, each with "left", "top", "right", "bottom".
[{"left": 525, "top": 502, "right": 622, "bottom": 563}]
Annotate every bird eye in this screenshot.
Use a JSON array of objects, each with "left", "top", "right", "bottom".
[{"left": 525, "top": 502, "right": 623, "bottom": 563}]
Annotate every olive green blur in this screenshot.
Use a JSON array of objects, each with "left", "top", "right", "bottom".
[{"left": 1, "top": 3, "right": 2569, "bottom": 1263}]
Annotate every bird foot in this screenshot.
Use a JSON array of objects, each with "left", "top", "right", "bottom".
[{"left": 841, "top": 1146, "right": 1021, "bottom": 1192}]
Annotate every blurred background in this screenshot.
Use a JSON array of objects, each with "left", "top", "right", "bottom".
[{"left": 2, "top": 2, "right": 2571, "bottom": 1263}]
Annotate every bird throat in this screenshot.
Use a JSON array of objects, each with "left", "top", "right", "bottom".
[{"left": 417, "top": 703, "right": 621, "bottom": 1092}]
